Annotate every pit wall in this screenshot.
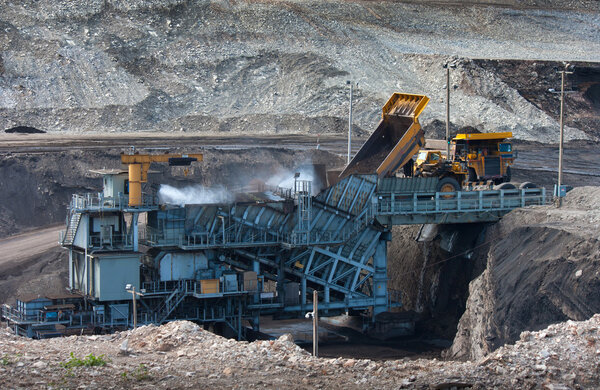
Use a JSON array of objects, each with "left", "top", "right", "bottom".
[
  {"left": 447, "top": 201, "right": 600, "bottom": 361},
  {"left": 387, "top": 223, "right": 489, "bottom": 340}
]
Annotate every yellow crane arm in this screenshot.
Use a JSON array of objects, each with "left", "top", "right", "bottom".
[
  {"left": 121, "top": 153, "right": 204, "bottom": 207},
  {"left": 120, "top": 153, "right": 204, "bottom": 164}
]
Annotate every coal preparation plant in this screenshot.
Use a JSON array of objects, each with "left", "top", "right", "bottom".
[{"left": 2, "top": 94, "right": 547, "bottom": 339}]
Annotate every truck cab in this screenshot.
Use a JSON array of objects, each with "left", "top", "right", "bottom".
[
  {"left": 453, "top": 132, "right": 514, "bottom": 183},
  {"left": 416, "top": 150, "right": 443, "bottom": 167},
  {"left": 413, "top": 132, "right": 515, "bottom": 192}
]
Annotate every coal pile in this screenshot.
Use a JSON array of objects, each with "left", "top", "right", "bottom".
[{"left": 4, "top": 126, "right": 45, "bottom": 134}]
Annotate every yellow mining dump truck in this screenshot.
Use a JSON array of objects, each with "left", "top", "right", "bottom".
[
  {"left": 414, "top": 132, "right": 515, "bottom": 192},
  {"left": 339, "top": 92, "right": 516, "bottom": 193},
  {"left": 340, "top": 92, "right": 429, "bottom": 179}
]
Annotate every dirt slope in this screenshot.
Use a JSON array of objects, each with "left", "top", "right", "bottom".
[
  {"left": 1, "top": 1, "right": 599, "bottom": 140},
  {"left": 388, "top": 223, "right": 489, "bottom": 340},
  {"left": 0, "top": 226, "right": 66, "bottom": 304},
  {"left": 447, "top": 186, "right": 600, "bottom": 361}
]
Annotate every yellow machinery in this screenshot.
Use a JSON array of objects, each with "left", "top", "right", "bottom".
[
  {"left": 338, "top": 91, "right": 516, "bottom": 193},
  {"left": 121, "top": 152, "right": 203, "bottom": 206},
  {"left": 340, "top": 93, "right": 429, "bottom": 179},
  {"left": 414, "top": 132, "right": 515, "bottom": 191}
]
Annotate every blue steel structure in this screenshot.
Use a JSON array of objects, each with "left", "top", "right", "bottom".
[{"left": 1, "top": 166, "right": 547, "bottom": 339}]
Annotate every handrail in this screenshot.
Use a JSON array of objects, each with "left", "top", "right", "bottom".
[
  {"left": 375, "top": 188, "right": 547, "bottom": 215},
  {"left": 70, "top": 192, "right": 158, "bottom": 211}
]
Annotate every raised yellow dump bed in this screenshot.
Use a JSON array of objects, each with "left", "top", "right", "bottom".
[{"left": 340, "top": 93, "right": 430, "bottom": 179}]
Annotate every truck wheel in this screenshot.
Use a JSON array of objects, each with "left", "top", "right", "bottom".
[
  {"left": 495, "top": 182, "right": 516, "bottom": 190},
  {"left": 467, "top": 167, "right": 477, "bottom": 182},
  {"left": 437, "top": 177, "right": 460, "bottom": 195},
  {"left": 519, "top": 182, "right": 537, "bottom": 189}
]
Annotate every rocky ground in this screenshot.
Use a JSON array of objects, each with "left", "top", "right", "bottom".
[
  {"left": 1, "top": 0, "right": 599, "bottom": 141},
  {"left": 2, "top": 315, "right": 600, "bottom": 389}
]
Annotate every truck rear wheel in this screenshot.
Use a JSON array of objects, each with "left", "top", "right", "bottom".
[
  {"left": 437, "top": 177, "right": 460, "bottom": 196},
  {"left": 519, "top": 182, "right": 537, "bottom": 189},
  {"left": 495, "top": 182, "right": 516, "bottom": 190}
]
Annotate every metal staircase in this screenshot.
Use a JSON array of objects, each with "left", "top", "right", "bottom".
[
  {"left": 62, "top": 212, "right": 82, "bottom": 246},
  {"left": 156, "top": 284, "right": 188, "bottom": 323}
]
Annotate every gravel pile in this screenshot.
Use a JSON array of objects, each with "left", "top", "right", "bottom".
[
  {"left": 562, "top": 186, "right": 600, "bottom": 210},
  {"left": 2, "top": 314, "right": 600, "bottom": 388},
  {"left": 479, "top": 316, "right": 600, "bottom": 388}
]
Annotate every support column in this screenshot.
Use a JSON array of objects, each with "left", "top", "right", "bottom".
[
  {"left": 132, "top": 212, "right": 139, "bottom": 252},
  {"left": 373, "top": 232, "right": 390, "bottom": 319},
  {"left": 68, "top": 250, "right": 74, "bottom": 289},
  {"left": 237, "top": 299, "right": 242, "bottom": 341},
  {"left": 301, "top": 276, "right": 307, "bottom": 311},
  {"left": 253, "top": 260, "right": 260, "bottom": 304},
  {"left": 252, "top": 258, "right": 260, "bottom": 331}
]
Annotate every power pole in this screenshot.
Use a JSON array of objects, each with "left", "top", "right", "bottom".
[
  {"left": 556, "top": 63, "right": 574, "bottom": 208},
  {"left": 131, "top": 287, "right": 137, "bottom": 328},
  {"left": 313, "top": 290, "right": 319, "bottom": 357}
]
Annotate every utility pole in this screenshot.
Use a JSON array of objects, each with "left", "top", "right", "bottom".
[
  {"left": 131, "top": 286, "right": 137, "bottom": 328},
  {"left": 126, "top": 284, "right": 145, "bottom": 328},
  {"left": 558, "top": 69, "right": 566, "bottom": 207},
  {"left": 551, "top": 63, "right": 574, "bottom": 208},
  {"left": 444, "top": 62, "right": 456, "bottom": 159},
  {"left": 347, "top": 80, "right": 353, "bottom": 165},
  {"left": 312, "top": 289, "right": 318, "bottom": 357}
]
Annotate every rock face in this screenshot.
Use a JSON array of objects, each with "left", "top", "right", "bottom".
[
  {"left": 388, "top": 223, "right": 489, "bottom": 339},
  {"left": 448, "top": 186, "right": 600, "bottom": 361},
  {"left": 1, "top": 0, "right": 599, "bottom": 140}
]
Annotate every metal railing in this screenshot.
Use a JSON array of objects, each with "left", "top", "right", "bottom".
[
  {"left": 141, "top": 279, "right": 249, "bottom": 297},
  {"left": 376, "top": 188, "right": 547, "bottom": 215},
  {"left": 88, "top": 232, "right": 134, "bottom": 250},
  {"left": 59, "top": 230, "right": 133, "bottom": 250},
  {"left": 1, "top": 304, "right": 78, "bottom": 325},
  {"left": 70, "top": 192, "right": 158, "bottom": 211}
]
